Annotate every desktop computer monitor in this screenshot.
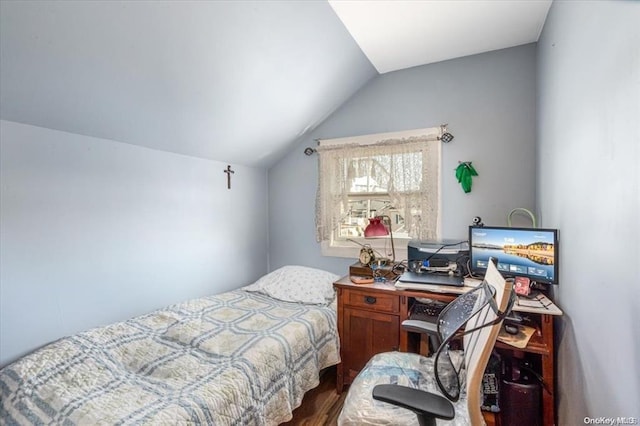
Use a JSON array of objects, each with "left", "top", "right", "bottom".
[{"left": 469, "top": 226, "right": 559, "bottom": 284}]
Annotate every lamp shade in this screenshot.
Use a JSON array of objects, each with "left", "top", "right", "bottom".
[{"left": 364, "top": 217, "right": 389, "bottom": 237}]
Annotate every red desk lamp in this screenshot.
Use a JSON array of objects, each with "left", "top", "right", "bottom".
[{"left": 364, "top": 215, "right": 395, "bottom": 263}]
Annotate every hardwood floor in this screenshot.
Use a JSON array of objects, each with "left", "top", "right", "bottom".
[{"left": 282, "top": 366, "right": 347, "bottom": 426}]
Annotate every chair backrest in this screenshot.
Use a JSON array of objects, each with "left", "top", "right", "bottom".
[
  {"left": 432, "top": 261, "right": 513, "bottom": 423},
  {"left": 463, "top": 262, "right": 513, "bottom": 424}
]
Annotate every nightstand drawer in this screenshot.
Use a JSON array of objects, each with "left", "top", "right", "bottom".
[{"left": 345, "top": 290, "right": 399, "bottom": 313}]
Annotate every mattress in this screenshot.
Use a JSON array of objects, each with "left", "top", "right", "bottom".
[{"left": 0, "top": 288, "right": 340, "bottom": 425}]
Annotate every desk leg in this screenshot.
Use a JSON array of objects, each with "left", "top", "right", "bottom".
[
  {"left": 336, "top": 363, "right": 344, "bottom": 394},
  {"left": 541, "top": 315, "right": 556, "bottom": 426},
  {"left": 336, "top": 287, "right": 345, "bottom": 394},
  {"left": 399, "top": 295, "right": 410, "bottom": 351}
]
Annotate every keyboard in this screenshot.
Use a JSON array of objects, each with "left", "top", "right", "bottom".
[{"left": 409, "top": 301, "right": 446, "bottom": 321}]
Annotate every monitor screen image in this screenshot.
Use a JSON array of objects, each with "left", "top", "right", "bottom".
[{"left": 469, "top": 226, "right": 559, "bottom": 284}]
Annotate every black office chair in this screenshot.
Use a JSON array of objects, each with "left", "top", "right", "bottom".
[{"left": 338, "top": 262, "right": 514, "bottom": 426}]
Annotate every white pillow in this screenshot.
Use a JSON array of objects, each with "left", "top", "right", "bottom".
[{"left": 244, "top": 265, "right": 340, "bottom": 305}]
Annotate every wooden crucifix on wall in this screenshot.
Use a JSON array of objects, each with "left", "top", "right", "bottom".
[{"left": 223, "top": 165, "right": 235, "bottom": 189}]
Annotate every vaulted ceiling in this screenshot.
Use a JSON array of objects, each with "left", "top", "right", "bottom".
[{"left": 0, "top": 1, "right": 551, "bottom": 168}]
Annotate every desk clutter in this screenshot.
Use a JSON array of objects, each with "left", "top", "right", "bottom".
[
  {"left": 349, "top": 261, "right": 398, "bottom": 281},
  {"left": 349, "top": 275, "right": 374, "bottom": 285}
]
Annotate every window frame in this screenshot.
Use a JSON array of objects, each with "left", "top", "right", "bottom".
[{"left": 315, "top": 127, "right": 443, "bottom": 260}]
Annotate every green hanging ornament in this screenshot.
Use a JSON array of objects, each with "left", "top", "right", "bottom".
[{"left": 455, "top": 162, "right": 478, "bottom": 193}]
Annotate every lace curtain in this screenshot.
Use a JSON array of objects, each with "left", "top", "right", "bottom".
[{"left": 315, "top": 132, "right": 441, "bottom": 244}]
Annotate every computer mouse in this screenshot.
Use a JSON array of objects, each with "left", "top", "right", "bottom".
[{"left": 504, "top": 324, "right": 519, "bottom": 335}]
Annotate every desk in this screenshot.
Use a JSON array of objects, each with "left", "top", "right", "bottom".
[{"left": 334, "top": 276, "right": 562, "bottom": 426}]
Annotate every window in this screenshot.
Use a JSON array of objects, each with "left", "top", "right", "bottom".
[{"left": 315, "top": 127, "right": 442, "bottom": 259}]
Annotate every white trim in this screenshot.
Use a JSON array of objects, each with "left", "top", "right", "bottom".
[
  {"left": 320, "top": 238, "right": 409, "bottom": 262},
  {"left": 436, "top": 139, "right": 443, "bottom": 237},
  {"left": 318, "top": 126, "right": 440, "bottom": 147}
]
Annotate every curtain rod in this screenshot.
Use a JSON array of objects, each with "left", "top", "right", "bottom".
[{"left": 304, "top": 124, "right": 453, "bottom": 156}]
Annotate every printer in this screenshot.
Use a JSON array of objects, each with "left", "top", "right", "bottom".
[{"left": 407, "top": 239, "right": 469, "bottom": 270}]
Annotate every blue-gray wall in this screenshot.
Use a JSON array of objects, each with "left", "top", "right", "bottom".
[
  {"left": 0, "top": 120, "right": 269, "bottom": 366},
  {"left": 268, "top": 44, "right": 538, "bottom": 275},
  {"left": 537, "top": 1, "right": 639, "bottom": 421}
]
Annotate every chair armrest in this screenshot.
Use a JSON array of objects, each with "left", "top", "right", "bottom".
[
  {"left": 373, "top": 384, "right": 455, "bottom": 421},
  {"left": 402, "top": 319, "right": 438, "bottom": 334},
  {"left": 402, "top": 319, "right": 442, "bottom": 355}
]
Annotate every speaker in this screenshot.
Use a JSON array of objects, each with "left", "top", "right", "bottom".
[
  {"left": 500, "top": 357, "right": 541, "bottom": 426},
  {"left": 500, "top": 379, "right": 541, "bottom": 426},
  {"left": 500, "top": 380, "right": 542, "bottom": 426}
]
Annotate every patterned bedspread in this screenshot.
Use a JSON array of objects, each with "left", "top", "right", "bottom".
[{"left": 0, "top": 290, "right": 340, "bottom": 425}]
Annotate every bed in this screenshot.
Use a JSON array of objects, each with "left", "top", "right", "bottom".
[{"left": 0, "top": 266, "right": 341, "bottom": 425}]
